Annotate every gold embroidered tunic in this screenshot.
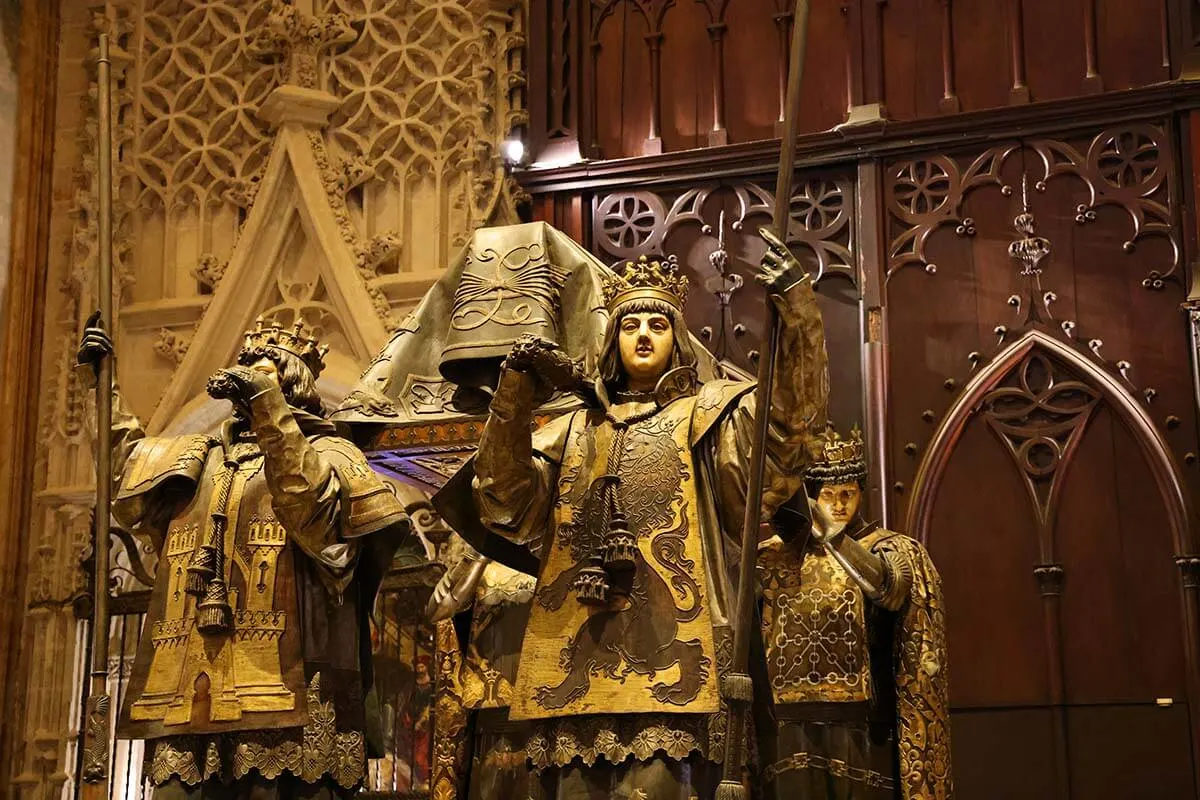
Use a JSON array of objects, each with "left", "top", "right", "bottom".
[
  {"left": 108, "top": 385, "right": 408, "bottom": 788},
  {"left": 757, "top": 526, "right": 953, "bottom": 800},
  {"left": 435, "top": 274, "right": 829, "bottom": 771}
]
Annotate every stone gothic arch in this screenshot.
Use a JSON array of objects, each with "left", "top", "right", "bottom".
[{"left": 148, "top": 92, "right": 393, "bottom": 433}]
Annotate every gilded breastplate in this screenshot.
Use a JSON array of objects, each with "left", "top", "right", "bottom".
[
  {"left": 510, "top": 398, "right": 721, "bottom": 721},
  {"left": 759, "top": 543, "right": 873, "bottom": 705},
  {"left": 124, "top": 441, "right": 306, "bottom": 734}
]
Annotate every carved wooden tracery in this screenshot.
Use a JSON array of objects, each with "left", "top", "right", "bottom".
[
  {"left": 978, "top": 349, "right": 1101, "bottom": 544},
  {"left": 907, "top": 329, "right": 1190, "bottom": 556},
  {"left": 885, "top": 124, "right": 1180, "bottom": 291},
  {"left": 589, "top": 173, "right": 859, "bottom": 392},
  {"left": 592, "top": 177, "right": 855, "bottom": 282},
  {"left": 879, "top": 113, "right": 1200, "bottom": 797}
]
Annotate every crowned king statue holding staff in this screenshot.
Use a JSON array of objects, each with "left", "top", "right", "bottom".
[{"left": 433, "top": 226, "right": 829, "bottom": 799}]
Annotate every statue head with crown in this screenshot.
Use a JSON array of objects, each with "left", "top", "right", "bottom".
[
  {"left": 805, "top": 424, "right": 869, "bottom": 536},
  {"left": 598, "top": 254, "right": 697, "bottom": 395},
  {"left": 206, "top": 316, "right": 331, "bottom": 420}
]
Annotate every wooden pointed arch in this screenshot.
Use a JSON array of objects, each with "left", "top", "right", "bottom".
[
  {"left": 146, "top": 123, "right": 390, "bottom": 433},
  {"left": 905, "top": 328, "right": 1192, "bottom": 555}
]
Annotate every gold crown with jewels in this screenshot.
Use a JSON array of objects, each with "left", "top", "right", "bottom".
[
  {"left": 807, "top": 425, "right": 868, "bottom": 483},
  {"left": 603, "top": 254, "right": 689, "bottom": 312},
  {"left": 239, "top": 317, "right": 330, "bottom": 377}
]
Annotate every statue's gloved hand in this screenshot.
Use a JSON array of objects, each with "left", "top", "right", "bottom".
[
  {"left": 77, "top": 310, "right": 115, "bottom": 378},
  {"left": 504, "top": 334, "right": 587, "bottom": 402},
  {"left": 206, "top": 364, "right": 278, "bottom": 404},
  {"left": 808, "top": 495, "right": 846, "bottom": 547},
  {"left": 426, "top": 548, "right": 490, "bottom": 623},
  {"left": 757, "top": 226, "right": 810, "bottom": 295}
]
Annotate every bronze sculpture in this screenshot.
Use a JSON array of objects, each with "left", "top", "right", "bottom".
[
  {"left": 77, "top": 317, "right": 409, "bottom": 799},
  {"left": 434, "top": 227, "right": 829, "bottom": 799},
  {"left": 757, "top": 426, "right": 953, "bottom": 799},
  {"left": 428, "top": 545, "right": 536, "bottom": 800}
]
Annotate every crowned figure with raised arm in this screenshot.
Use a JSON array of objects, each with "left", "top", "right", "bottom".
[
  {"left": 433, "top": 228, "right": 829, "bottom": 799},
  {"left": 77, "top": 317, "right": 410, "bottom": 800}
]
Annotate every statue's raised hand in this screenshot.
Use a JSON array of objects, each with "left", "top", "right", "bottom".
[
  {"left": 808, "top": 494, "right": 846, "bottom": 547},
  {"left": 425, "top": 548, "right": 489, "bottom": 623},
  {"left": 77, "top": 311, "right": 114, "bottom": 376},
  {"left": 206, "top": 364, "right": 277, "bottom": 404},
  {"left": 757, "top": 226, "right": 809, "bottom": 294},
  {"left": 505, "top": 334, "right": 586, "bottom": 394}
]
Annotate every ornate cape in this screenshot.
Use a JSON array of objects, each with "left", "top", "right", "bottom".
[
  {"left": 436, "top": 379, "right": 769, "bottom": 769},
  {"left": 757, "top": 527, "right": 952, "bottom": 799},
  {"left": 878, "top": 531, "right": 953, "bottom": 800}
]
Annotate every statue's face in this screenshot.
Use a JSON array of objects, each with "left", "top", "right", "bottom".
[
  {"left": 618, "top": 311, "right": 674, "bottom": 386},
  {"left": 249, "top": 356, "right": 281, "bottom": 386},
  {"left": 814, "top": 481, "right": 861, "bottom": 534}
]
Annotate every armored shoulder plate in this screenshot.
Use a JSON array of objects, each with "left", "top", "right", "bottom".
[
  {"left": 689, "top": 379, "right": 755, "bottom": 448},
  {"left": 312, "top": 436, "right": 408, "bottom": 538},
  {"left": 858, "top": 526, "right": 902, "bottom": 552},
  {"left": 117, "top": 434, "right": 217, "bottom": 500}
]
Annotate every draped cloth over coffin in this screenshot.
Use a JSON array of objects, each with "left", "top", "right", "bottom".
[
  {"left": 332, "top": 222, "right": 728, "bottom": 428},
  {"left": 332, "top": 222, "right": 611, "bottom": 425}
]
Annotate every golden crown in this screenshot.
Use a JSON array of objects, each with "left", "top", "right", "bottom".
[
  {"left": 820, "top": 425, "right": 865, "bottom": 464},
  {"left": 602, "top": 254, "right": 689, "bottom": 312},
  {"left": 239, "top": 317, "right": 330, "bottom": 377},
  {"left": 806, "top": 425, "right": 868, "bottom": 484}
]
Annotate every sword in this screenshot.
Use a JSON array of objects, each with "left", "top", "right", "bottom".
[{"left": 717, "top": 3, "right": 812, "bottom": 798}]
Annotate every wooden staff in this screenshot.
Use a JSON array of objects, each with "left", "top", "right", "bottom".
[
  {"left": 716, "top": 2, "right": 811, "bottom": 797},
  {"left": 81, "top": 32, "right": 114, "bottom": 795}
]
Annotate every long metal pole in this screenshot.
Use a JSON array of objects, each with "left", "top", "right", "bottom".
[
  {"left": 716, "top": 3, "right": 810, "bottom": 797},
  {"left": 81, "top": 32, "right": 114, "bottom": 795}
]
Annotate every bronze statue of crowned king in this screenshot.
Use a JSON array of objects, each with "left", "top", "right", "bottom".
[
  {"left": 757, "top": 426, "right": 953, "bottom": 799},
  {"left": 77, "top": 317, "right": 410, "bottom": 800},
  {"left": 434, "top": 228, "right": 829, "bottom": 800}
]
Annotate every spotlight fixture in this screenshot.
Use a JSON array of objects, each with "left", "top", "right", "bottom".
[{"left": 502, "top": 137, "right": 525, "bottom": 166}]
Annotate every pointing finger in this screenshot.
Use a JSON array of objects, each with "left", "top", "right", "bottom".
[{"left": 758, "top": 225, "right": 789, "bottom": 254}]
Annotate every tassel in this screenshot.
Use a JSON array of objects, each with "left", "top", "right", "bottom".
[
  {"left": 185, "top": 546, "right": 217, "bottom": 595},
  {"left": 196, "top": 579, "right": 234, "bottom": 634},
  {"left": 572, "top": 556, "right": 610, "bottom": 606},
  {"left": 603, "top": 510, "right": 637, "bottom": 572}
]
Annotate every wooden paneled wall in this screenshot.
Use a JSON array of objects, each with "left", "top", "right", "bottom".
[
  {"left": 0, "top": 0, "right": 60, "bottom": 790},
  {"left": 520, "top": 3, "right": 1200, "bottom": 796},
  {"left": 884, "top": 129, "right": 1200, "bottom": 798},
  {"left": 528, "top": 0, "right": 1186, "bottom": 162}
]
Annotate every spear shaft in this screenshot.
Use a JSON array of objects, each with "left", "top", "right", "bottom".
[
  {"left": 717, "top": 2, "right": 810, "bottom": 796},
  {"left": 81, "top": 32, "right": 114, "bottom": 796}
]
